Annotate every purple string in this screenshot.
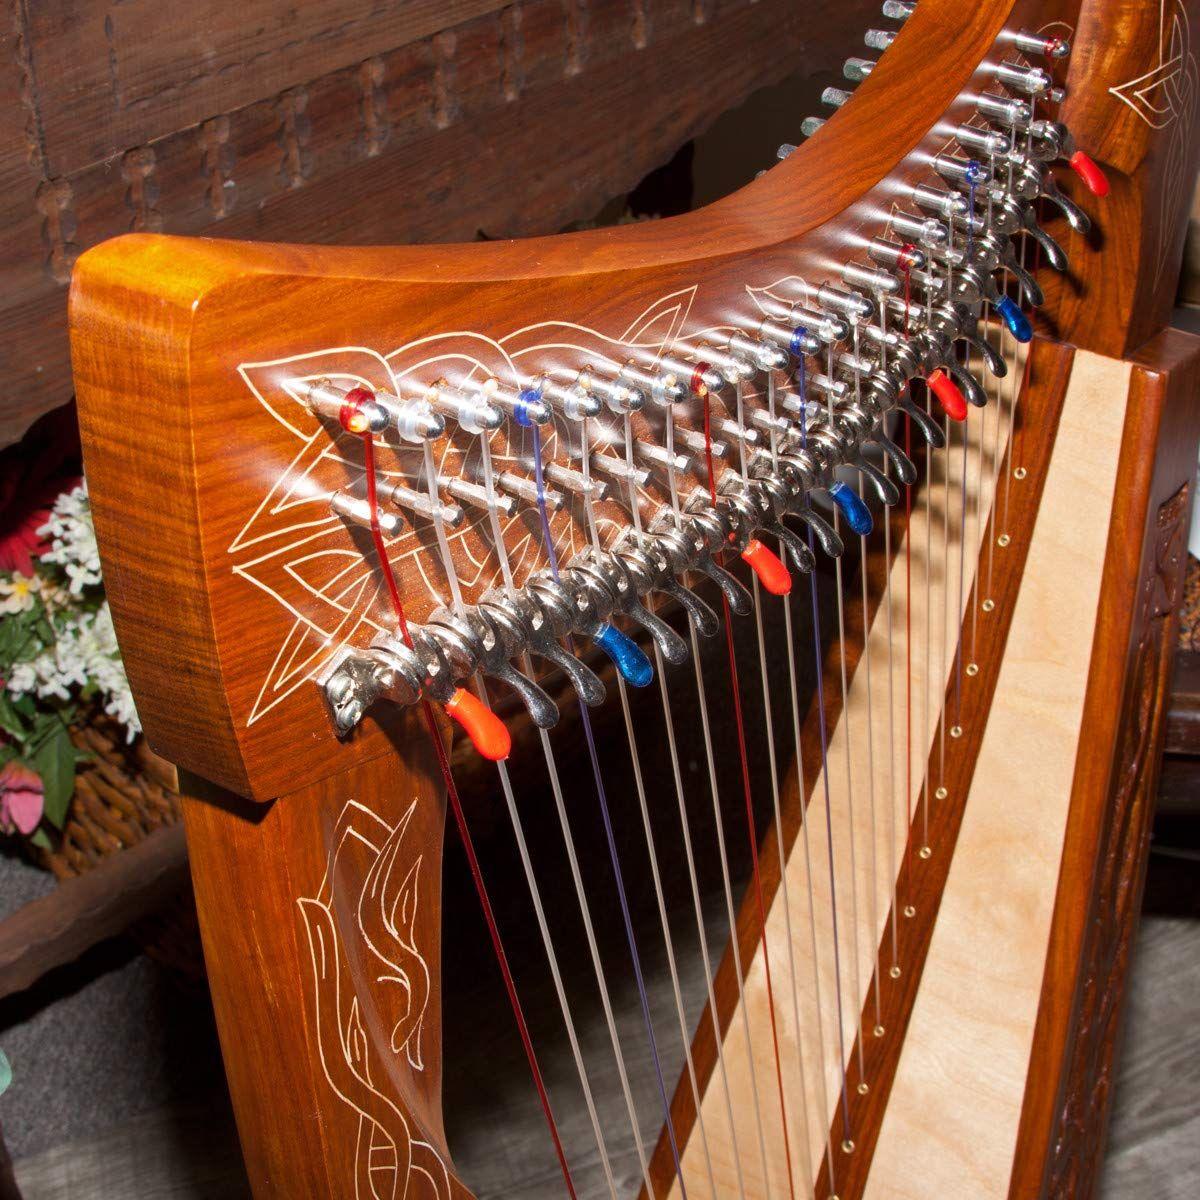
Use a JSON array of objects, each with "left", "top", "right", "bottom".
[
  {"left": 530, "top": 423, "right": 688, "bottom": 1194},
  {"left": 799, "top": 367, "right": 853, "bottom": 1136}
]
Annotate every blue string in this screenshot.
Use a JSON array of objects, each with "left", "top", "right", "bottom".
[{"left": 530, "top": 422, "right": 688, "bottom": 1195}]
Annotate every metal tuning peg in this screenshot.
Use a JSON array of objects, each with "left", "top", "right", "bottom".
[
  {"left": 378, "top": 627, "right": 512, "bottom": 761},
  {"left": 633, "top": 525, "right": 723, "bottom": 636},
  {"left": 1018, "top": 208, "right": 1069, "bottom": 271},
  {"left": 481, "top": 378, "right": 553, "bottom": 426},
  {"left": 895, "top": 391, "right": 947, "bottom": 448},
  {"left": 574, "top": 550, "right": 689, "bottom": 666},
  {"left": 428, "top": 608, "right": 560, "bottom": 729},
  {"left": 1033, "top": 171, "right": 1092, "bottom": 235},
  {"left": 870, "top": 425, "right": 918, "bottom": 485}
]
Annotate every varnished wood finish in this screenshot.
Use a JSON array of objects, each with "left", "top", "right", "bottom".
[
  {"left": 2, "top": 0, "right": 878, "bottom": 448},
  {"left": 182, "top": 708, "right": 473, "bottom": 1200},
  {"left": 1040, "top": 0, "right": 1200, "bottom": 357},
  {"left": 72, "top": 0, "right": 1062, "bottom": 803},
  {"left": 1008, "top": 327, "right": 1200, "bottom": 1200},
  {"left": 67, "top": 2, "right": 1200, "bottom": 1198}
]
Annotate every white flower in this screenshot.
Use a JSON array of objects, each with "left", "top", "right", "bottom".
[
  {"left": 0, "top": 575, "right": 37, "bottom": 614},
  {"left": 38, "top": 485, "right": 103, "bottom": 594}
]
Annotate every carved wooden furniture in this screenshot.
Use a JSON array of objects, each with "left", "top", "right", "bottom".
[
  {"left": 68, "top": 0, "right": 1200, "bottom": 1197},
  {"left": 1, "top": 0, "right": 877, "bottom": 449}
]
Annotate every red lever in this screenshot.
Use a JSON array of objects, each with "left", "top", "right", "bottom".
[
  {"left": 1069, "top": 150, "right": 1109, "bottom": 198},
  {"left": 927, "top": 369, "right": 968, "bottom": 422},
  {"left": 741, "top": 538, "right": 792, "bottom": 596},
  {"left": 444, "top": 687, "right": 511, "bottom": 761}
]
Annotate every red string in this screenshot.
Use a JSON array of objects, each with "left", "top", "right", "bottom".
[
  {"left": 360, "top": 432, "right": 578, "bottom": 1200},
  {"left": 702, "top": 394, "right": 797, "bottom": 1200}
]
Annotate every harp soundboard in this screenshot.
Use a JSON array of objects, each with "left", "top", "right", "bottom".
[{"left": 70, "top": 1, "right": 1200, "bottom": 1197}]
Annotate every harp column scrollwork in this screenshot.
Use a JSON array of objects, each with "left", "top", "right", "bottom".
[{"left": 181, "top": 709, "right": 476, "bottom": 1200}]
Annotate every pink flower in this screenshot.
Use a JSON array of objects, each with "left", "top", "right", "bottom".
[{"left": 0, "top": 762, "right": 44, "bottom": 835}]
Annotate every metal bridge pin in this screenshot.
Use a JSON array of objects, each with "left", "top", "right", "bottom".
[
  {"left": 481, "top": 378, "right": 553, "bottom": 425},
  {"left": 800, "top": 116, "right": 826, "bottom": 138},
  {"left": 330, "top": 491, "right": 404, "bottom": 535},
  {"left": 843, "top": 56, "right": 877, "bottom": 83},
  {"left": 821, "top": 86, "right": 853, "bottom": 109}
]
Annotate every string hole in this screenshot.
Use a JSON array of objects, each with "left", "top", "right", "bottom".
[
  {"left": 982, "top": 599, "right": 996, "bottom": 612},
  {"left": 842, "top": 1139, "right": 856, "bottom": 1154},
  {"left": 873, "top": 1024, "right": 886, "bottom": 1038},
  {"left": 997, "top": 533, "right": 1011, "bottom": 547},
  {"left": 935, "top": 786, "right": 948, "bottom": 800},
  {"left": 903, "top": 904, "right": 916, "bottom": 918},
  {"left": 966, "top": 663, "right": 979, "bottom": 677},
  {"left": 950, "top": 724, "right": 963, "bottom": 738},
  {"left": 1013, "top": 466, "right": 1027, "bottom": 480},
  {"left": 857, "top": 1081, "right": 870, "bottom": 1094},
  {"left": 919, "top": 845, "right": 932, "bottom": 859},
  {"left": 889, "top": 964, "right": 902, "bottom": 979}
]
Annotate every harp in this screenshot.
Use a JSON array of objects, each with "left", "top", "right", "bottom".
[{"left": 68, "top": 0, "right": 1200, "bottom": 1197}]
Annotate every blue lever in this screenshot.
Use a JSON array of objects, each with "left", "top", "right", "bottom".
[
  {"left": 594, "top": 624, "right": 654, "bottom": 688},
  {"left": 829, "top": 480, "right": 873, "bottom": 537},
  {"left": 995, "top": 295, "right": 1033, "bottom": 344}
]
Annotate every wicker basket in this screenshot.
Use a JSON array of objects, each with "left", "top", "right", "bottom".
[{"left": 38, "top": 709, "right": 205, "bottom": 980}]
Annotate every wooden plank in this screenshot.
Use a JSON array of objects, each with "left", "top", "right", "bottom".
[{"left": 1, "top": 0, "right": 878, "bottom": 449}]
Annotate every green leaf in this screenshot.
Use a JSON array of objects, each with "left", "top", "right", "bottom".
[
  {"left": 28, "top": 827, "right": 53, "bottom": 852},
  {"left": 32, "top": 721, "right": 76, "bottom": 829}
]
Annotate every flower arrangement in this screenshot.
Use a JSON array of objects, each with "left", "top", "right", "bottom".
[{"left": 0, "top": 482, "right": 140, "bottom": 848}]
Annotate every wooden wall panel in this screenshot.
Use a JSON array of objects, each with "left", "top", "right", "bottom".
[{"left": 2, "top": 0, "right": 875, "bottom": 449}]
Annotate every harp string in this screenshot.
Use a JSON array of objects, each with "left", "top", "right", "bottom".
[
  {"left": 799, "top": 378, "right": 854, "bottom": 1141},
  {"left": 615, "top": 412, "right": 721, "bottom": 1198},
  {"left": 362, "top": 433, "right": 580, "bottom": 1198},
  {"left": 713, "top": 384, "right": 797, "bottom": 1200},
  {"left": 529, "top": 420, "right": 686, "bottom": 1197},
  {"left": 665, "top": 411, "right": 777, "bottom": 1193},
  {"left": 659, "top": 415, "right": 753, "bottom": 1200},
  {"left": 482, "top": 433, "right": 653, "bottom": 1198},
  {"left": 764, "top": 371, "right": 821, "bottom": 1197}
]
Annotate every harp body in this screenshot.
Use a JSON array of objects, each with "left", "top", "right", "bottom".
[{"left": 69, "top": 1, "right": 1200, "bottom": 1197}]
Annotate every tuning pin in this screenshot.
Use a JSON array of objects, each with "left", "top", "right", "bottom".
[
  {"left": 443, "top": 477, "right": 518, "bottom": 518},
  {"left": 426, "top": 381, "right": 504, "bottom": 434},
  {"left": 777, "top": 143, "right": 797, "bottom": 160},
  {"left": 843, "top": 57, "right": 877, "bottom": 82},
  {"left": 1068, "top": 150, "right": 1110, "bottom": 197},
  {"left": 741, "top": 538, "right": 792, "bottom": 595},
  {"left": 822, "top": 86, "right": 852, "bottom": 109},
  {"left": 994, "top": 61, "right": 1054, "bottom": 95},
  {"left": 444, "top": 687, "right": 511, "bottom": 760},
  {"left": 541, "top": 376, "right": 602, "bottom": 420},
  {"left": 583, "top": 368, "right": 646, "bottom": 414},
  {"left": 817, "top": 284, "right": 877, "bottom": 324},
  {"left": 381, "top": 480, "right": 465, "bottom": 527},
  {"left": 593, "top": 623, "right": 654, "bottom": 686},
  {"left": 297, "top": 380, "right": 392, "bottom": 434},
  {"left": 976, "top": 93, "right": 1034, "bottom": 127},
  {"left": 331, "top": 491, "right": 403, "bottom": 534},
  {"left": 497, "top": 470, "right": 566, "bottom": 511},
  {"left": 1013, "top": 30, "right": 1071, "bottom": 58},
  {"left": 881, "top": 0, "right": 915, "bottom": 18},
  {"left": 545, "top": 462, "right": 609, "bottom": 501},
  {"left": 482, "top": 378, "right": 553, "bottom": 425},
  {"left": 926, "top": 367, "right": 969, "bottom": 420},
  {"left": 827, "top": 480, "right": 873, "bottom": 536},
  {"left": 994, "top": 295, "right": 1033, "bottom": 343},
  {"left": 864, "top": 28, "right": 896, "bottom": 50},
  {"left": 590, "top": 453, "right": 650, "bottom": 490},
  {"left": 800, "top": 116, "right": 826, "bottom": 138}
]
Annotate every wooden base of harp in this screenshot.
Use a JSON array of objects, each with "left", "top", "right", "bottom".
[{"left": 179, "top": 330, "right": 1199, "bottom": 1200}]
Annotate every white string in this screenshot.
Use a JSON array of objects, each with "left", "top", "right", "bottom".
[{"left": 422, "top": 436, "right": 619, "bottom": 1198}]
